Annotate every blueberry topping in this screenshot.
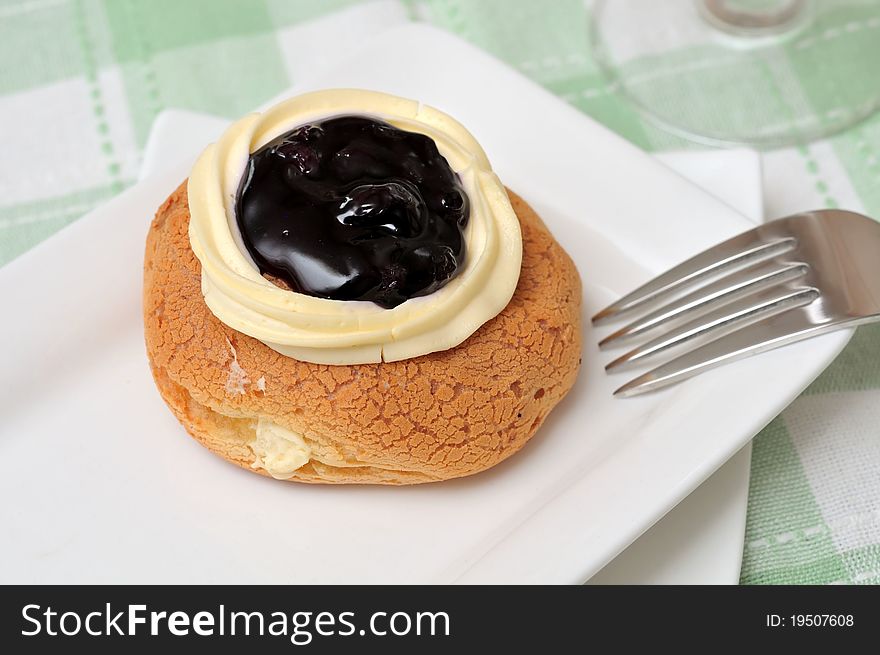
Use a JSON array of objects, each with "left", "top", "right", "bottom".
[{"left": 236, "top": 116, "right": 469, "bottom": 308}]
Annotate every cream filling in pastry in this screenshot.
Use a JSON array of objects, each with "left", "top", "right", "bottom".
[
  {"left": 187, "top": 89, "right": 522, "bottom": 365},
  {"left": 249, "top": 418, "right": 312, "bottom": 479},
  {"left": 249, "top": 418, "right": 415, "bottom": 477}
]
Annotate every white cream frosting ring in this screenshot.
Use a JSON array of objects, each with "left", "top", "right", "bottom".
[{"left": 187, "top": 89, "right": 522, "bottom": 364}]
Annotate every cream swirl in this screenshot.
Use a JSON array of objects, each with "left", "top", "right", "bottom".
[{"left": 187, "top": 89, "right": 522, "bottom": 364}]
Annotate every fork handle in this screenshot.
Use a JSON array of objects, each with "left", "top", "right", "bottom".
[{"left": 614, "top": 310, "right": 880, "bottom": 397}]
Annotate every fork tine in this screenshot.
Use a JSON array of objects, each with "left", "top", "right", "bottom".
[
  {"left": 591, "top": 234, "right": 797, "bottom": 326},
  {"left": 612, "top": 304, "right": 833, "bottom": 397},
  {"left": 605, "top": 285, "right": 819, "bottom": 372},
  {"left": 598, "top": 261, "right": 809, "bottom": 349}
]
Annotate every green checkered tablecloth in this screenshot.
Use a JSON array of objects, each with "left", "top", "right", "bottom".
[{"left": 2, "top": 0, "right": 878, "bottom": 585}]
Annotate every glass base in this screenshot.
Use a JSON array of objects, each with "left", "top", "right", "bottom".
[{"left": 590, "top": 0, "right": 880, "bottom": 148}]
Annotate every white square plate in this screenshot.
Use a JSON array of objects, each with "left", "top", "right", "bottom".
[{"left": 0, "top": 25, "right": 849, "bottom": 583}]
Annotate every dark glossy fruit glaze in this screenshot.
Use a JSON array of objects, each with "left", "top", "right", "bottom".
[{"left": 236, "top": 115, "right": 469, "bottom": 308}]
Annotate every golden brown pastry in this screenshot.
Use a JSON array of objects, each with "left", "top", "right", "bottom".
[{"left": 144, "top": 183, "right": 581, "bottom": 484}]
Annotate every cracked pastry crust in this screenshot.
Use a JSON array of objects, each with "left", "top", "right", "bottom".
[{"left": 143, "top": 182, "right": 582, "bottom": 484}]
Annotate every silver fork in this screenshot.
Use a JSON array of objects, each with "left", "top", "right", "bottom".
[{"left": 592, "top": 210, "right": 880, "bottom": 397}]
